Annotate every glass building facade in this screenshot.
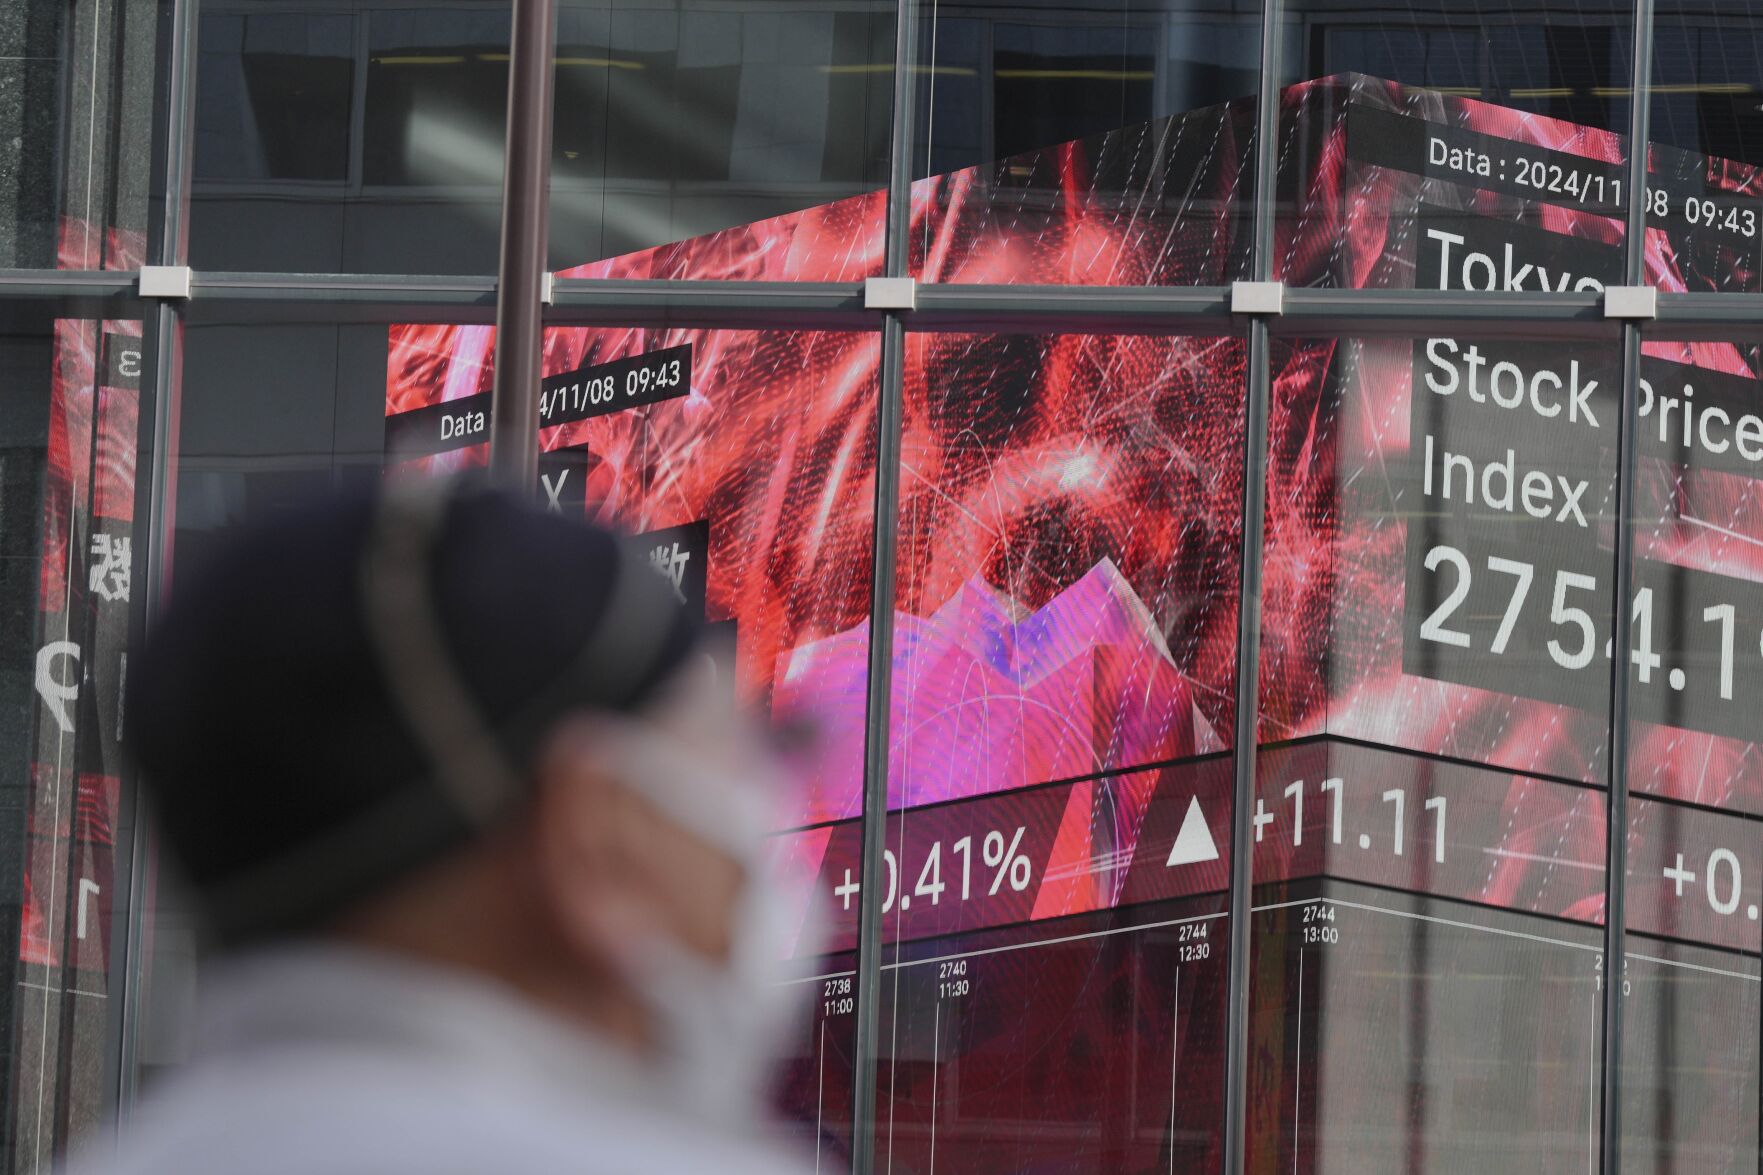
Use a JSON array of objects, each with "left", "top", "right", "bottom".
[{"left": 4, "top": 0, "right": 1763, "bottom": 1169}]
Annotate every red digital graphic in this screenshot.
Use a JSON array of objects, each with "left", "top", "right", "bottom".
[
  {"left": 386, "top": 73, "right": 1763, "bottom": 1172},
  {"left": 388, "top": 74, "right": 1763, "bottom": 954}
]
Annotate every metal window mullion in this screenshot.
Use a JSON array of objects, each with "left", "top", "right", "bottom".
[
  {"left": 347, "top": 11, "right": 370, "bottom": 196},
  {"left": 1600, "top": 0, "right": 1656, "bottom": 1168},
  {"left": 1600, "top": 320, "right": 1643, "bottom": 1175},
  {"left": 485, "top": 0, "right": 556, "bottom": 492},
  {"left": 41, "top": 273, "right": 1756, "bottom": 334},
  {"left": 848, "top": 315, "right": 904, "bottom": 1175},
  {"left": 108, "top": 0, "right": 201, "bottom": 1133},
  {"left": 848, "top": 0, "right": 917, "bottom": 1167},
  {"left": 1222, "top": 0, "right": 1284, "bottom": 1167}
]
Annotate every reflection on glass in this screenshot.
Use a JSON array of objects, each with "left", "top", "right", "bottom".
[
  {"left": 909, "top": 0, "right": 1261, "bottom": 285},
  {"left": 1618, "top": 331, "right": 1763, "bottom": 1169},
  {"left": 1253, "top": 329, "right": 1621, "bottom": 1169},
  {"left": 191, "top": 4, "right": 511, "bottom": 274},
  {"left": 1284, "top": 0, "right": 1633, "bottom": 128},
  {"left": 0, "top": 307, "right": 143, "bottom": 1165},
  {"left": 1642, "top": 0, "right": 1763, "bottom": 292},
  {"left": 1616, "top": 339, "right": 1763, "bottom": 780},
  {"left": 1283, "top": 0, "right": 1636, "bottom": 128},
  {"left": 893, "top": 332, "right": 1246, "bottom": 802},
  {"left": 196, "top": 12, "right": 354, "bottom": 183},
  {"left": 1251, "top": 880, "right": 1604, "bottom": 1171},
  {"left": 174, "top": 323, "right": 388, "bottom": 577},
  {"left": 1648, "top": 0, "right": 1763, "bottom": 168},
  {"left": 362, "top": 10, "right": 512, "bottom": 191},
  {"left": 549, "top": 0, "right": 894, "bottom": 267},
  {"left": 1620, "top": 933, "right": 1759, "bottom": 1170},
  {"left": 874, "top": 330, "right": 1246, "bottom": 1167},
  {"left": 878, "top": 892, "right": 1231, "bottom": 1171},
  {"left": 855, "top": 756, "right": 1234, "bottom": 1171},
  {"left": 914, "top": 0, "right": 1260, "bottom": 177},
  {"left": 1264, "top": 335, "right": 1623, "bottom": 781},
  {"left": 1276, "top": 0, "right": 1636, "bottom": 290},
  {"left": 384, "top": 320, "right": 881, "bottom": 1163},
  {"left": 3, "top": 0, "right": 160, "bottom": 268},
  {"left": 799, "top": 758, "right": 1233, "bottom": 1170}
]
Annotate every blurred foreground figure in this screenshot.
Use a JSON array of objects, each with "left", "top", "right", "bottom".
[{"left": 74, "top": 480, "right": 817, "bottom": 1175}]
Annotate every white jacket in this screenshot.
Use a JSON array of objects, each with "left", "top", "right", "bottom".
[{"left": 69, "top": 946, "right": 820, "bottom": 1174}]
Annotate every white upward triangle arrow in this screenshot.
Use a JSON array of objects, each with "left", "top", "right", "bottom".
[{"left": 1166, "top": 797, "right": 1220, "bottom": 867}]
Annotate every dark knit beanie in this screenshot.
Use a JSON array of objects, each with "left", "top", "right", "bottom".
[{"left": 126, "top": 478, "right": 701, "bottom": 943}]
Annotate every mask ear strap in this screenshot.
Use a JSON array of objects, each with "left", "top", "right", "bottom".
[
  {"left": 361, "top": 477, "right": 685, "bottom": 825},
  {"left": 361, "top": 476, "right": 525, "bottom": 826},
  {"left": 203, "top": 480, "right": 691, "bottom": 937}
]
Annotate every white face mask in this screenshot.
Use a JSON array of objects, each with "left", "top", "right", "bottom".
[{"left": 581, "top": 713, "right": 823, "bottom": 1132}]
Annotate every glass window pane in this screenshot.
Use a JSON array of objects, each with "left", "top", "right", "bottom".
[
  {"left": 1267, "top": 334, "right": 1621, "bottom": 780},
  {"left": 878, "top": 834, "right": 1232, "bottom": 1171},
  {"left": 891, "top": 331, "right": 1246, "bottom": 798},
  {"left": 5, "top": 0, "right": 164, "bottom": 269},
  {"left": 547, "top": 0, "right": 894, "bottom": 272},
  {"left": 1250, "top": 872, "right": 1605, "bottom": 1170},
  {"left": 151, "top": 316, "right": 882, "bottom": 1167},
  {"left": 1620, "top": 792, "right": 1760, "bottom": 1171},
  {"left": 908, "top": 0, "right": 1261, "bottom": 286},
  {"left": 2, "top": 302, "right": 149, "bottom": 1166},
  {"left": 1254, "top": 330, "right": 1623, "bottom": 1168},
  {"left": 1620, "top": 925, "right": 1758, "bottom": 1172},
  {"left": 195, "top": 12, "right": 354, "bottom": 184},
  {"left": 1647, "top": 0, "right": 1763, "bottom": 166},
  {"left": 172, "top": 315, "right": 884, "bottom": 1164},
  {"left": 873, "top": 330, "right": 1248, "bottom": 1169},
  {"left": 191, "top": 3, "right": 510, "bottom": 275},
  {"left": 388, "top": 318, "right": 881, "bottom": 1162},
  {"left": 1617, "top": 331, "right": 1763, "bottom": 1169},
  {"left": 1276, "top": 8, "right": 1634, "bottom": 288},
  {"left": 384, "top": 320, "right": 880, "bottom": 820},
  {"left": 1642, "top": 0, "right": 1763, "bottom": 292}
]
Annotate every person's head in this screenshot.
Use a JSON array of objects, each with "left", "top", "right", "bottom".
[{"left": 128, "top": 478, "right": 805, "bottom": 1123}]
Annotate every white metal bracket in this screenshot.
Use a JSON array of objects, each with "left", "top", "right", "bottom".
[
  {"left": 138, "top": 265, "right": 193, "bottom": 300},
  {"left": 1231, "top": 280, "right": 1284, "bottom": 316},
  {"left": 1604, "top": 285, "right": 1657, "bottom": 320},
  {"left": 865, "top": 276, "right": 917, "bottom": 311},
  {"left": 541, "top": 272, "right": 555, "bottom": 305}
]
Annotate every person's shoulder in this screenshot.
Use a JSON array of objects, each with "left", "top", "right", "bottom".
[{"left": 65, "top": 1053, "right": 818, "bottom": 1175}]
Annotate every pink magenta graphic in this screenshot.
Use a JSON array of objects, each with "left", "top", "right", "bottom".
[{"left": 386, "top": 75, "right": 1763, "bottom": 953}]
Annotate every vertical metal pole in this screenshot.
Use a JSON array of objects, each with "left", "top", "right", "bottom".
[
  {"left": 1221, "top": 321, "right": 1272, "bottom": 1175},
  {"left": 1600, "top": 7, "right": 1654, "bottom": 1169},
  {"left": 848, "top": 0, "right": 917, "bottom": 1169},
  {"left": 108, "top": 0, "right": 199, "bottom": 1128},
  {"left": 486, "top": 0, "right": 556, "bottom": 494},
  {"left": 1221, "top": 0, "right": 1282, "bottom": 1170},
  {"left": 848, "top": 317, "right": 905, "bottom": 1175}
]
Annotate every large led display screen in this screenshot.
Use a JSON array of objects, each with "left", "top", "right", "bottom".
[{"left": 386, "top": 74, "right": 1763, "bottom": 1172}]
